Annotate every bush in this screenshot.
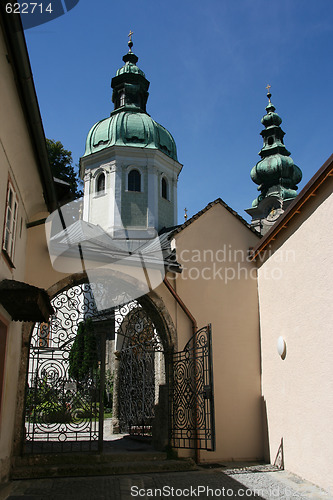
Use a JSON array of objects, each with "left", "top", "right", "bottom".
[{"left": 35, "top": 401, "right": 72, "bottom": 423}]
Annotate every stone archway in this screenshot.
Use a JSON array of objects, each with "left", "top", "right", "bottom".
[{"left": 14, "top": 271, "right": 177, "bottom": 456}]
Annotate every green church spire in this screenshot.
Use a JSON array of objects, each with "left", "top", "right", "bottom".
[
  {"left": 245, "top": 88, "right": 303, "bottom": 235},
  {"left": 82, "top": 34, "right": 178, "bottom": 161},
  {"left": 250, "top": 88, "right": 302, "bottom": 208}
]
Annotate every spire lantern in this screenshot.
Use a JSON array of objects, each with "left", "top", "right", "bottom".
[{"left": 111, "top": 33, "right": 149, "bottom": 113}]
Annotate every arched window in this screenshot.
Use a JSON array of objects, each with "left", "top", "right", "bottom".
[
  {"left": 128, "top": 169, "right": 141, "bottom": 192},
  {"left": 96, "top": 172, "right": 105, "bottom": 193},
  {"left": 162, "top": 177, "right": 168, "bottom": 200}
]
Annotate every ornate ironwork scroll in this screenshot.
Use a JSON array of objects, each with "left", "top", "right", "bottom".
[
  {"left": 118, "top": 305, "right": 163, "bottom": 435},
  {"left": 115, "top": 303, "right": 164, "bottom": 352},
  {"left": 25, "top": 284, "right": 101, "bottom": 453},
  {"left": 169, "top": 324, "right": 215, "bottom": 451}
]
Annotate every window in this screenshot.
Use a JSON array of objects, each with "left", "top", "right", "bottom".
[
  {"left": 128, "top": 169, "right": 141, "bottom": 192},
  {"left": 120, "top": 92, "right": 125, "bottom": 107},
  {"left": 2, "top": 182, "right": 18, "bottom": 262},
  {"left": 96, "top": 173, "right": 105, "bottom": 193},
  {"left": 162, "top": 177, "right": 168, "bottom": 200}
]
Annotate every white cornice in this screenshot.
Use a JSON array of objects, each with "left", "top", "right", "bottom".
[{"left": 80, "top": 145, "right": 183, "bottom": 175}]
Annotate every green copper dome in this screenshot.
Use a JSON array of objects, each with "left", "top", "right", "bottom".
[
  {"left": 83, "top": 111, "right": 178, "bottom": 160},
  {"left": 116, "top": 60, "right": 146, "bottom": 78},
  {"left": 83, "top": 41, "right": 178, "bottom": 162},
  {"left": 261, "top": 102, "right": 282, "bottom": 127},
  {"left": 250, "top": 92, "right": 302, "bottom": 207}
]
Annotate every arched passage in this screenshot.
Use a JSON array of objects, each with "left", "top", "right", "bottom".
[{"left": 19, "top": 272, "right": 177, "bottom": 455}]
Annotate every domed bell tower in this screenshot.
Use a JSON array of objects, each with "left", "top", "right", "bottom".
[
  {"left": 79, "top": 33, "right": 182, "bottom": 239},
  {"left": 246, "top": 87, "right": 302, "bottom": 235}
]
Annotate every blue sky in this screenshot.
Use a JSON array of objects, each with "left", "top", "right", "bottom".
[{"left": 24, "top": 0, "right": 333, "bottom": 223}]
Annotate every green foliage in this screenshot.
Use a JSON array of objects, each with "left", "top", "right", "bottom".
[
  {"left": 35, "top": 400, "right": 72, "bottom": 423},
  {"left": 46, "top": 138, "right": 83, "bottom": 199},
  {"left": 26, "top": 376, "right": 57, "bottom": 410},
  {"left": 26, "top": 376, "right": 71, "bottom": 423},
  {"left": 104, "top": 369, "right": 114, "bottom": 412},
  {"left": 69, "top": 318, "right": 98, "bottom": 382}
]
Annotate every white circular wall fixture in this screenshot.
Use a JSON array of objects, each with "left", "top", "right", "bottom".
[{"left": 277, "top": 336, "right": 286, "bottom": 358}]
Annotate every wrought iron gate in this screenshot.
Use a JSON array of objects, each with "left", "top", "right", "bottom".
[
  {"left": 25, "top": 284, "right": 214, "bottom": 454},
  {"left": 25, "top": 284, "right": 166, "bottom": 453},
  {"left": 169, "top": 324, "right": 215, "bottom": 451},
  {"left": 117, "top": 304, "right": 164, "bottom": 436},
  {"left": 25, "top": 284, "right": 100, "bottom": 453},
  {"left": 118, "top": 348, "right": 155, "bottom": 435}
]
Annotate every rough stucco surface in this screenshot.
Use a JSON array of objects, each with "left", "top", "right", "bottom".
[{"left": 258, "top": 180, "right": 333, "bottom": 493}]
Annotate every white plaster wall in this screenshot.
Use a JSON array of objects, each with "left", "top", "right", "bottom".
[
  {"left": 258, "top": 180, "right": 333, "bottom": 493},
  {"left": 80, "top": 146, "right": 182, "bottom": 234},
  {"left": 0, "top": 26, "right": 51, "bottom": 481},
  {"left": 90, "top": 192, "right": 110, "bottom": 228}
]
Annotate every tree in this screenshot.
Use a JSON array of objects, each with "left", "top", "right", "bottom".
[
  {"left": 68, "top": 319, "right": 98, "bottom": 382},
  {"left": 46, "top": 138, "right": 83, "bottom": 199}
]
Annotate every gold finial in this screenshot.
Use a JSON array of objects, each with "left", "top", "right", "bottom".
[
  {"left": 128, "top": 30, "right": 134, "bottom": 52},
  {"left": 266, "top": 84, "right": 272, "bottom": 102},
  {"left": 184, "top": 208, "right": 188, "bottom": 221}
]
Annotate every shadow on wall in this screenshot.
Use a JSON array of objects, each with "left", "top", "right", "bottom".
[
  {"left": 262, "top": 397, "right": 270, "bottom": 463},
  {"left": 262, "top": 397, "right": 284, "bottom": 469}
]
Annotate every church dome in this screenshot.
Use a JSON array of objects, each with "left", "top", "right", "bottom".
[
  {"left": 250, "top": 154, "right": 302, "bottom": 206},
  {"left": 82, "top": 37, "right": 178, "bottom": 162},
  {"left": 83, "top": 110, "right": 178, "bottom": 161}
]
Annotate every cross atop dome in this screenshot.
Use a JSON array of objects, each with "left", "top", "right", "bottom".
[
  {"left": 266, "top": 84, "right": 272, "bottom": 102},
  {"left": 128, "top": 30, "right": 134, "bottom": 52}
]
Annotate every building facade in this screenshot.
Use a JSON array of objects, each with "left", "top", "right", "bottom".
[
  {"left": 0, "top": 17, "right": 332, "bottom": 496},
  {"left": 0, "top": 11, "right": 57, "bottom": 481},
  {"left": 252, "top": 156, "right": 333, "bottom": 494}
]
